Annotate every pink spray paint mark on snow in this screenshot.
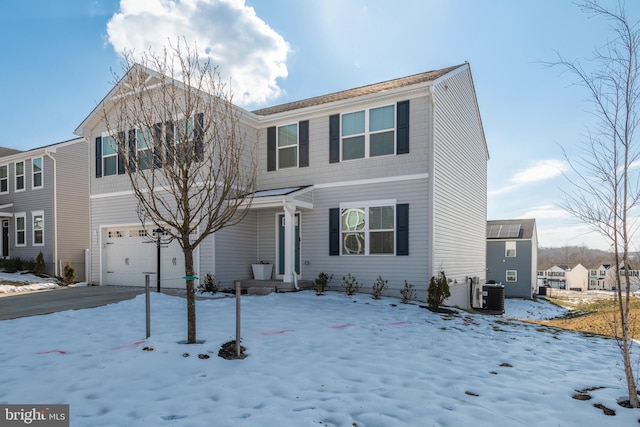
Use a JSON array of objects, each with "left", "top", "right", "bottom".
[
  {"left": 114, "top": 340, "right": 146, "bottom": 350},
  {"left": 35, "top": 349, "right": 67, "bottom": 355},
  {"left": 391, "top": 321, "right": 410, "bottom": 326},
  {"left": 330, "top": 323, "right": 355, "bottom": 329},
  {"left": 261, "top": 329, "right": 296, "bottom": 336}
]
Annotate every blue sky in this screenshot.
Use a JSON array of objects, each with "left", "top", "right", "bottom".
[{"left": 1, "top": 0, "right": 638, "bottom": 251}]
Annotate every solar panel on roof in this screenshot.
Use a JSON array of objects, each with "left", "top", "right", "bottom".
[
  {"left": 500, "top": 224, "right": 521, "bottom": 238},
  {"left": 487, "top": 225, "right": 501, "bottom": 238}
]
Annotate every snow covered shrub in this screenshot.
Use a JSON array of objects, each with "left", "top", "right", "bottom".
[
  {"left": 314, "top": 272, "right": 333, "bottom": 295},
  {"left": 34, "top": 251, "right": 45, "bottom": 275},
  {"left": 342, "top": 273, "right": 361, "bottom": 296},
  {"left": 400, "top": 280, "right": 416, "bottom": 304},
  {"left": 427, "top": 271, "right": 451, "bottom": 310},
  {"left": 63, "top": 262, "right": 75, "bottom": 285},
  {"left": 197, "top": 273, "right": 219, "bottom": 294},
  {"left": 371, "top": 276, "right": 388, "bottom": 299}
]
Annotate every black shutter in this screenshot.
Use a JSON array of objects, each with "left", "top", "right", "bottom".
[
  {"left": 299, "top": 120, "right": 309, "bottom": 167},
  {"left": 396, "top": 100, "right": 410, "bottom": 154},
  {"left": 396, "top": 203, "right": 409, "bottom": 255},
  {"left": 128, "top": 129, "right": 137, "bottom": 172},
  {"left": 153, "top": 122, "right": 163, "bottom": 168},
  {"left": 117, "top": 131, "right": 125, "bottom": 175},
  {"left": 194, "top": 112, "right": 204, "bottom": 161},
  {"left": 329, "top": 114, "right": 340, "bottom": 163},
  {"left": 267, "top": 126, "right": 276, "bottom": 171},
  {"left": 95, "top": 136, "right": 102, "bottom": 178},
  {"left": 165, "top": 121, "right": 174, "bottom": 167},
  {"left": 329, "top": 208, "right": 340, "bottom": 256}
]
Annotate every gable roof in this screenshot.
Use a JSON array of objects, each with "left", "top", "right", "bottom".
[
  {"left": 0, "top": 147, "right": 22, "bottom": 157},
  {"left": 251, "top": 64, "right": 465, "bottom": 116},
  {"left": 487, "top": 218, "right": 536, "bottom": 240}
]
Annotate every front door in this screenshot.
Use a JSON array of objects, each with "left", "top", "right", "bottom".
[
  {"left": 277, "top": 213, "right": 300, "bottom": 276},
  {"left": 2, "top": 220, "right": 8, "bottom": 258}
]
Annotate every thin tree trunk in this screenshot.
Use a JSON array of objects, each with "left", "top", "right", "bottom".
[{"left": 184, "top": 246, "right": 196, "bottom": 344}]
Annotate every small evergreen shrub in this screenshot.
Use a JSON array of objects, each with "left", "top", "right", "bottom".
[
  {"left": 371, "top": 275, "right": 388, "bottom": 299},
  {"left": 35, "top": 251, "right": 45, "bottom": 275},
  {"left": 0, "top": 257, "right": 33, "bottom": 273},
  {"left": 314, "top": 272, "right": 333, "bottom": 295},
  {"left": 400, "top": 280, "right": 416, "bottom": 304},
  {"left": 197, "top": 273, "right": 220, "bottom": 294},
  {"left": 63, "top": 262, "right": 75, "bottom": 285},
  {"left": 342, "top": 273, "right": 361, "bottom": 296},
  {"left": 427, "top": 270, "right": 451, "bottom": 310}
]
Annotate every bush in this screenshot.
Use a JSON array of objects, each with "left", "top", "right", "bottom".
[
  {"left": 0, "top": 257, "right": 34, "bottom": 273},
  {"left": 197, "top": 273, "right": 220, "bottom": 294},
  {"left": 371, "top": 276, "right": 388, "bottom": 299},
  {"left": 63, "top": 262, "right": 75, "bottom": 285},
  {"left": 314, "top": 272, "right": 333, "bottom": 295},
  {"left": 342, "top": 273, "right": 361, "bottom": 296},
  {"left": 427, "top": 271, "right": 451, "bottom": 310},
  {"left": 34, "top": 251, "right": 45, "bottom": 275},
  {"left": 400, "top": 280, "right": 415, "bottom": 304}
]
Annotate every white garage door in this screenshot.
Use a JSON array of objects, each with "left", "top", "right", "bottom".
[{"left": 103, "top": 227, "right": 191, "bottom": 288}]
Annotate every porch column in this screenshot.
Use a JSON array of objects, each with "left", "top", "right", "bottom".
[{"left": 283, "top": 202, "right": 296, "bottom": 283}]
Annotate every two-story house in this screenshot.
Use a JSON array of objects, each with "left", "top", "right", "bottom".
[
  {"left": 74, "top": 62, "right": 488, "bottom": 308},
  {"left": 486, "top": 218, "right": 538, "bottom": 298},
  {"left": 0, "top": 139, "right": 89, "bottom": 280}
]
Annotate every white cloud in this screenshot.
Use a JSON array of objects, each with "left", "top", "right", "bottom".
[
  {"left": 106, "top": 0, "right": 289, "bottom": 106},
  {"left": 489, "top": 159, "right": 567, "bottom": 196},
  {"left": 516, "top": 204, "right": 569, "bottom": 219}
]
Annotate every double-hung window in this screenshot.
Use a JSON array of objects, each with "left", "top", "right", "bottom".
[
  {"left": 32, "top": 157, "right": 43, "bottom": 189},
  {"left": 32, "top": 211, "right": 44, "bottom": 246},
  {"left": 506, "top": 270, "right": 517, "bottom": 282},
  {"left": 102, "top": 135, "right": 118, "bottom": 176},
  {"left": 505, "top": 241, "right": 516, "bottom": 257},
  {"left": 136, "top": 128, "right": 153, "bottom": 170},
  {"left": 15, "top": 161, "right": 24, "bottom": 191},
  {"left": 340, "top": 201, "right": 395, "bottom": 255},
  {"left": 342, "top": 105, "right": 395, "bottom": 161},
  {"left": 0, "top": 165, "right": 7, "bottom": 194},
  {"left": 277, "top": 123, "right": 298, "bottom": 168},
  {"left": 15, "top": 213, "right": 25, "bottom": 247}
]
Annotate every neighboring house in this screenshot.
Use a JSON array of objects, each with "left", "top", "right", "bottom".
[
  {"left": 486, "top": 218, "right": 538, "bottom": 298},
  {"left": 588, "top": 263, "right": 640, "bottom": 291},
  {"left": 538, "top": 265, "right": 568, "bottom": 289},
  {"left": 565, "top": 263, "right": 589, "bottom": 291},
  {"left": 74, "top": 63, "right": 489, "bottom": 308},
  {"left": 0, "top": 139, "right": 89, "bottom": 280},
  {"left": 589, "top": 264, "right": 611, "bottom": 290}
]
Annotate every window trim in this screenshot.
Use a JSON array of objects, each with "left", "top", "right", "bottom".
[
  {"left": 506, "top": 270, "right": 517, "bottom": 282},
  {"left": 277, "top": 122, "right": 298, "bottom": 169},
  {"left": 340, "top": 104, "right": 396, "bottom": 161},
  {"left": 32, "top": 157, "right": 43, "bottom": 190},
  {"left": 0, "top": 164, "right": 8, "bottom": 194},
  {"left": 15, "top": 212, "right": 26, "bottom": 247},
  {"left": 339, "top": 199, "right": 396, "bottom": 256},
  {"left": 505, "top": 241, "right": 516, "bottom": 257},
  {"left": 14, "top": 161, "right": 25, "bottom": 192},
  {"left": 101, "top": 134, "right": 118, "bottom": 176},
  {"left": 32, "top": 210, "right": 44, "bottom": 246}
]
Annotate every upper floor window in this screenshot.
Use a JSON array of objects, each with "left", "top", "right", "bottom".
[
  {"left": 32, "top": 211, "right": 44, "bottom": 246},
  {"left": 136, "top": 128, "right": 153, "bottom": 170},
  {"left": 0, "top": 165, "right": 7, "bottom": 194},
  {"left": 342, "top": 105, "right": 395, "bottom": 161},
  {"left": 278, "top": 123, "right": 298, "bottom": 169},
  {"left": 15, "top": 161, "right": 24, "bottom": 192},
  {"left": 340, "top": 201, "right": 395, "bottom": 255},
  {"left": 32, "top": 157, "right": 43, "bottom": 189},
  {"left": 102, "top": 135, "right": 118, "bottom": 176},
  {"left": 505, "top": 241, "right": 516, "bottom": 257}
]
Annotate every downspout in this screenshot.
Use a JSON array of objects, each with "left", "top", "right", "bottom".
[
  {"left": 44, "top": 150, "right": 58, "bottom": 277},
  {"left": 428, "top": 84, "right": 436, "bottom": 282}
]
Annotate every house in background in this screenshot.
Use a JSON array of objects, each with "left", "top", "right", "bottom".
[
  {"left": 537, "top": 265, "right": 567, "bottom": 289},
  {"left": 486, "top": 218, "right": 538, "bottom": 298},
  {"left": 565, "top": 263, "right": 589, "bottom": 291},
  {"left": 75, "top": 63, "right": 489, "bottom": 308},
  {"left": 0, "top": 139, "right": 89, "bottom": 281}
]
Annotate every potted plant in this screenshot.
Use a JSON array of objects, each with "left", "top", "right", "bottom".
[{"left": 251, "top": 261, "right": 273, "bottom": 280}]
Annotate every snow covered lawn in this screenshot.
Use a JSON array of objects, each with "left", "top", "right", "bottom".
[{"left": 0, "top": 289, "right": 637, "bottom": 426}]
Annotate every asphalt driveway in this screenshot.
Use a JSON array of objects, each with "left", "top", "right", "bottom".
[{"left": 0, "top": 286, "right": 148, "bottom": 320}]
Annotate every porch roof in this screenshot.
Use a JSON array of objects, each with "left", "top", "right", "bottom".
[
  {"left": 246, "top": 185, "right": 313, "bottom": 210},
  {"left": 0, "top": 203, "right": 14, "bottom": 217}
]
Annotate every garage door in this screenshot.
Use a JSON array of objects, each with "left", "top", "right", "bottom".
[{"left": 103, "top": 227, "right": 191, "bottom": 288}]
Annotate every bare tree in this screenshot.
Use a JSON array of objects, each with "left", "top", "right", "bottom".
[
  {"left": 103, "top": 41, "right": 258, "bottom": 344},
  {"left": 552, "top": 1, "right": 640, "bottom": 408}
]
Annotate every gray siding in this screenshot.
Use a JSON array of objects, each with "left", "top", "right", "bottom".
[
  {"left": 432, "top": 67, "right": 488, "bottom": 304},
  {"left": 487, "top": 240, "right": 534, "bottom": 298},
  {"left": 214, "top": 212, "right": 258, "bottom": 287}
]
